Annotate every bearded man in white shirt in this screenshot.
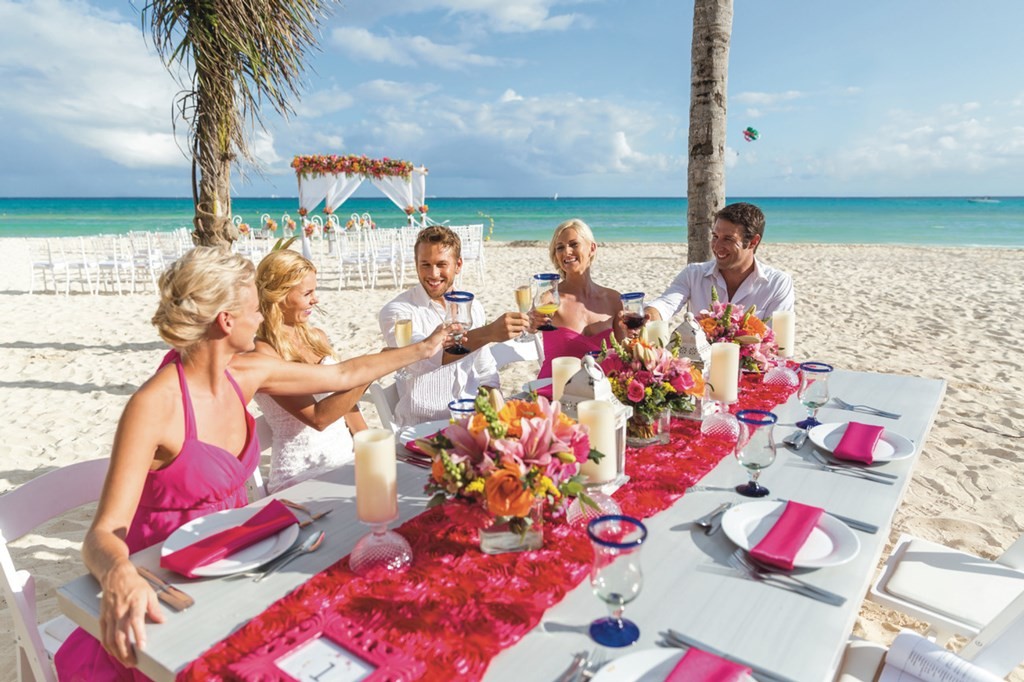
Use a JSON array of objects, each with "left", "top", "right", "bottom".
[
  {"left": 645, "top": 202, "right": 795, "bottom": 324},
  {"left": 378, "top": 225, "right": 529, "bottom": 426}
]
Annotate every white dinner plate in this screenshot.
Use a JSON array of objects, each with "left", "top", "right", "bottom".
[
  {"left": 592, "top": 649, "right": 753, "bottom": 682},
  {"left": 161, "top": 507, "right": 300, "bottom": 577},
  {"left": 398, "top": 419, "right": 450, "bottom": 448},
  {"left": 808, "top": 422, "right": 915, "bottom": 462},
  {"left": 721, "top": 500, "right": 860, "bottom": 569}
]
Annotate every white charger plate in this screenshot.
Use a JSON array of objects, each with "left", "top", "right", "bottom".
[
  {"left": 161, "top": 507, "right": 299, "bottom": 577},
  {"left": 721, "top": 500, "right": 860, "bottom": 569},
  {"left": 808, "top": 422, "right": 915, "bottom": 462},
  {"left": 398, "top": 419, "right": 450, "bottom": 448},
  {"left": 592, "top": 649, "right": 753, "bottom": 682}
]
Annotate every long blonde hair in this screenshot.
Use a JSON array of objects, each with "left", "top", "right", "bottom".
[
  {"left": 255, "top": 250, "right": 335, "bottom": 363},
  {"left": 152, "top": 247, "right": 255, "bottom": 359}
]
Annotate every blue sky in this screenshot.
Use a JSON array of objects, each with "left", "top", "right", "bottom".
[{"left": 1, "top": 0, "right": 1022, "bottom": 198}]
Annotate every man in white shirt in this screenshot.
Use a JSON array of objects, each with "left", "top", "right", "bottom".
[
  {"left": 379, "top": 226, "right": 529, "bottom": 426},
  {"left": 645, "top": 202, "right": 794, "bottom": 323}
]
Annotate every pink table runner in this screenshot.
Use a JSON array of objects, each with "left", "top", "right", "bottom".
[{"left": 182, "top": 374, "right": 795, "bottom": 681}]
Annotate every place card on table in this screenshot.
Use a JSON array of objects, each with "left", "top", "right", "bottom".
[
  {"left": 230, "top": 611, "right": 425, "bottom": 681},
  {"left": 749, "top": 500, "right": 824, "bottom": 571}
]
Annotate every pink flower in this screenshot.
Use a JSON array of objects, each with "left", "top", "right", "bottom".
[
  {"left": 635, "top": 370, "right": 653, "bottom": 386},
  {"left": 627, "top": 379, "right": 646, "bottom": 403},
  {"left": 669, "top": 370, "right": 695, "bottom": 393}
]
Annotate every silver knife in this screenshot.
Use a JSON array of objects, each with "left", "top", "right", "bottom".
[{"left": 663, "top": 630, "right": 799, "bottom": 682}]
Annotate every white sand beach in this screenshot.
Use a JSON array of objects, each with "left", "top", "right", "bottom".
[{"left": 2, "top": 237, "right": 1022, "bottom": 678}]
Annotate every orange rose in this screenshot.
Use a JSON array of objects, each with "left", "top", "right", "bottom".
[
  {"left": 699, "top": 318, "right": 718, "bottom": 336},
  {"left": 688, "top": 366, "right": 706, "bottom": 397},
  {"left": 743, "top": 317, "right": 768, "bottom": 338},
  {"left": 484, "top": 463, "right": 534, "bottom": 518},
  {"left": 431, "top": 456, "right": 446, "bottom": 484}
]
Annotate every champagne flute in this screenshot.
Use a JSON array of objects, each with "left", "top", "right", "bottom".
[
  {"left": 796, "top": 361, "right": 833, "bottom": 429},
  {"left": 587, "top": 515, "right": 647, "bottom": 647},
  {"left": 514, "top": 279, "right": 534, "bottom": 342},
  {"left": 393, "top": 317, "right": 413, "bottom": 348},
  {"left": 734, "top": 409, "right": 778, "bottom": 497},
  {"left": 533, "top": 273, "right": 560, "bottom": 331},
  {"left": 443, "top": 291, "right": 473, "bottom": 355}
]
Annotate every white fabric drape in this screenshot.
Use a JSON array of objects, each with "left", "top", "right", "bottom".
[
  {"left": 297, "top": 174, "right": 332, "bottom": 214},
  {"left": 325, "top": 174, "right": 364, "bottom": 213},
  {"left": 370, "top": 176, "right": 414, "bottom": 213}
]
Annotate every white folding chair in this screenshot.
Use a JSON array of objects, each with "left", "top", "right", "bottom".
[
  {"left": 246, "top": 413, "right": 272, "bottom": 501},
  {"left": 869, "top": 532, "right": 1024, "bottom": 643},
  {"left": 360, "top": 381, "right": 401, "bottom": 434},
  {"left": 0, "top": 458, "right": 109, "bottom": 682},
  {"left": 835, "top": 590, "right": 1024, "bottom": 680}
]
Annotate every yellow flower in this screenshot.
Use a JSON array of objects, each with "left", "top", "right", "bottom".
[{"left": 465, "top": 478, "right": 485, "bottom": 494}]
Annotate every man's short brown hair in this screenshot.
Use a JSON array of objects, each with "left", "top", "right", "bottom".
[
  {"left": 414, "top": 225, "right": 462, "bottom": 261},
  {"left": 714, "top": 202, "right": 766, "bottom": 248}
]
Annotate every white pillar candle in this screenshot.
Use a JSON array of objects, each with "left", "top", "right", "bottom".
[
  {"left": 577, "top": 400, "right": 618, "bottom": 484},
  {"left": 708, "top": 342, "right": 740, "bottom": 403},
  {"left": 353, "top": 429, "right": 398, "bottom": 524},
  {"left": 551, "top": 356, "right": 582, "bottom": 402},
  {"left": 643, "top": 320, "right": 671, "bottom": 347},
  {"left": 772, "top": 310, "right": 796, "bottom": 358}
]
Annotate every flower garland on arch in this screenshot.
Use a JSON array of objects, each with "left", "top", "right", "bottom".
[{"left": 291, "top": 154, "right": 416, "bottom": 180}]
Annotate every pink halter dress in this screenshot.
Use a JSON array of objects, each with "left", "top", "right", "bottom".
[
  {"left": 54, "top": 354, "right": 260, "bottom": 681},
  {"left": 537, "top": 326, "right": 614, "bottom": 379}
]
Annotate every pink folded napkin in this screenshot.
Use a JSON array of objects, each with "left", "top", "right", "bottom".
[
  {"left": 665, "top": 647, "right": 751, "bottom": 682},
  {"left": 160, "top": 499, "right": 298, "bottom": 578},
  {"left": 405, "top": 433, "right": 440, "bottom": 458},
  {"left": 749, "top": 500, "right": 824, "bottom": 571},
  {"left": 833, "top": 422, "right": 884, "bottom": 464}
]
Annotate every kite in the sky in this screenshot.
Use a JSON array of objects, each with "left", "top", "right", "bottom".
[{"left": 743, "top": 126, "right": 759, "bottom": 142}]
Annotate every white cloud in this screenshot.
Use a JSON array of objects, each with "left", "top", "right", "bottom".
[
  {"left": 500, "top": 89, "right": 524, "bottom": 103},
  {"left": 357, "top": 79, "right": 441, "bottom": 101},
  {"left": 0, "top": 0, "right": 188, "bottom": 169},
  {"left": 337, "top": 0, "right": 591, "bottom": 34},
  {"left": 733, "top": 90, "right": 804, "bottom": 106},
  {"left": 330, "top": 27, "right": 510, "bottom": 70},
  {"left": 297, "top": 86, "right": 355, "bottom": 116}
]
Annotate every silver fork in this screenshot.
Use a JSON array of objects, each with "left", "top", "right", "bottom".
[
  {"left": 727, "top": 550, "right": 846, "bottom": 605},
  {"left": 577, "top": 648, "right": 607, "bottom": 681},
  {"left": 808, "top": 450, "right": 896, "bottom": 484},
  {"left": 831, "top": 397, "right": 901, "bottom": 419}
]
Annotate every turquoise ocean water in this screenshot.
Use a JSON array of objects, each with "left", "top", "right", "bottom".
[{"left": 1, "top": 196, "right": 1022, "bottom": 247}]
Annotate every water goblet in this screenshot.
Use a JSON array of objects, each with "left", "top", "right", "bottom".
[
  {"left": 796, "top": 361, "right": 833, "bottom": 429},
  {"left": 448, "top": 398, "right": 476, "bottom": 422},
  {"left": 734, "top": 409, "right": 778, "bottom": 498},
  {"left": 620, "top": 292, "right": 646, "bottom": 335},
  {"left": 762, "top": 362, "right": 799, "bottom": 388},
  {"left": 443, "top": 290, "right": 474, "bottom": 355},
  {"left": 533, "top": 273, "right": 560, "bottom": 331},
  {"left": 513, "top": 278, "right": 534, "bottom": 342},
  {"left": 587, "top": 515, "right": 647, "bottom": 647}
]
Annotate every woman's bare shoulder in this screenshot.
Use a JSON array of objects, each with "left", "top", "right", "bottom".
[
  {"left": 254, "top": 338, "right": 282, "bottom": 358},
  {"left": 125, "top": 364, "right": 180, "bottom": 416}
]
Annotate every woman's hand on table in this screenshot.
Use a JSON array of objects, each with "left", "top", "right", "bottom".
[{"left": 99, "top": 559, "right": 165, "bottom": 666}]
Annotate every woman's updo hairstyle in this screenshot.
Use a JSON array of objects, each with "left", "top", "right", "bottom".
[{"left": 152, "top": 246, "right": 255, "bottom": 356}]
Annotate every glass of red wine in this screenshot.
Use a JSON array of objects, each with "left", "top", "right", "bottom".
[{"left": 620, "top": 292, "right": 646, "bottom": 334}]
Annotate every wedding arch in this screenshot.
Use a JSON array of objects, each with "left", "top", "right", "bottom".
[{"left": 291, "top": 154, "right": 429, "bottom": 224}]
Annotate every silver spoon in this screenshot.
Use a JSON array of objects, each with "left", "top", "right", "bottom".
[{"left": 253, "top": 530, "right": 326, "bottom": 582}]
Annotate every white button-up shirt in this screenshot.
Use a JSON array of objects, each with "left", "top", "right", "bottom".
[
  {"left": 647, "top": 258, "right": 795, "bottom": 321},
  {"left": 378, "top": 285, "right": 498, "bottom": 427}
]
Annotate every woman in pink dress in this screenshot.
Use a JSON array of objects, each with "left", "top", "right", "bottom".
[
  {"left": 54, "top": 247, "right": 446, "bottom": 680},
  {"left": 535, "top": 218, "right": 624, "bottom": 379}
]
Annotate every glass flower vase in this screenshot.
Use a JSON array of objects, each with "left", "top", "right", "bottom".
[
  {"left": 479, "top": 502, "right": 544, "bottom": 555},
  {"left": 626, "top": 409, "right": 669, "bottom": 447}
]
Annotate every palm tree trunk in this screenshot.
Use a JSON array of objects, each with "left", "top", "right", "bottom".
[
  {"left": 687, "top": 0, "right": 733, "bottom": 264},
  {"left": 191, "top": 73, "right": 237, "bottom": 248}
]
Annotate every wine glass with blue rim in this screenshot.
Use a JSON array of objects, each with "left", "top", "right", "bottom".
[
  {"left": 734, "top": 409, "right": 778, "bottom": 498},
  {"left": 796, "top": 362, "right": 833, "bottom": 429},
  {"left": 532, "top": 273, "right": 560, "bottom": 331},
  {"left": 587, "top": 515, "right": 647, "bottom": 647},
  {"left": 443, "top": 291, "right": 473, "bottom": 355}
]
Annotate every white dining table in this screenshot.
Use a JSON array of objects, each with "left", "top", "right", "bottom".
[{"left": 58, "top": 368, "right": 945, "bottom": 682}]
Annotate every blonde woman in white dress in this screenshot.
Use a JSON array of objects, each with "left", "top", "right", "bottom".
[{"left": 254, "top": 249, "right": 368, "bottom": 492}]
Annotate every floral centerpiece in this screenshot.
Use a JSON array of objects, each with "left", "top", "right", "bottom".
[
  {"left": 600, "top": 336, "right": 705, "bottom": 445},
  {"left": 418, "top": 389, "right": 599, "bottom": 553},
  {"left": 264, "top": 218, "right": 278, "bottom": 233},
  {"left": 291, "top": 154, "right": 414, "bottom": 180},
  {"left": 695, "top": 287, "right": 778, "bottom": 372}
]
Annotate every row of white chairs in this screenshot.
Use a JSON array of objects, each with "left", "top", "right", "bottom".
[{"left": 27, "top": 229, "right": 192, "bottom": 296}]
